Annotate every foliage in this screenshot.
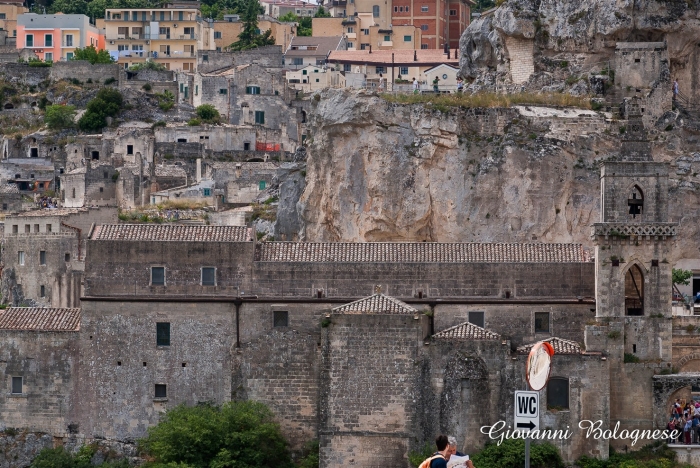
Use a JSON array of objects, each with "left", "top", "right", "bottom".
[
  {"left": 129, "top": 61, "right": 167, "bottom": 71},
  {"left": 104, "top": 77, "right": 116, "bottom": 85},
  {"left": 314, "top": 6, "right": 330, "bottom": 17},
  {"left": 672, "top": 269, "right": 693, "bottom": 286},
  {"left": 28, "top": 58, "right": 52, "bottom": 67},
  {"left": 471, "top": 439, "right": 564, "bottom": 468},
  {"left": 71, "top": 45, "right": 114, "bottom": 64},
  {"left": 575, "top": 441, "right": 694, "bottom": 468},
  {"left": 31, "top": 445, "right": 129, "bottom": 468},
  {"left": 228, "top": 0, "right": 275, "bottom": 50},
  {"left": 155, "top": 90, "right": 175, "bottom": 111},
  {"left": 473, "top": 0, "right": 495, "bottom": 11},
  {"left": 44, "top": 104, "right": 76, "bottom": 129},
  {"left": 624, "top": 352, "right": 640, "bottom": 363},
  {"left": 78, "top": 88, "right": 123, "bottom": 132},
  {"left": 139, "top": 401, "right": 293, "bottom": 468},
  {"left": 278, "top": 12, "right": 311, "bottom": 35},
  {"left": 382, "top": 92, "right": 592, "bottom": 110},
  {"left": 188, "top": 118, "right": 201, "bottom": 126},
  {"left": 195, "top": 104, "right": 220, "bottom": 123},
  {"left": 142, "top": 83, "right": 152, "bottom": 91},
  {"left": 408, "top": 441, "right": 435, "bottom": 467}
]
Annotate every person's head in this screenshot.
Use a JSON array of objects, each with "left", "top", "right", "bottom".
[
  {"left": 447, "top": 436, "right": 457, "bottom": 457},
  {"left": 436, "top": 434, "right": 449, "bottom": 452}
]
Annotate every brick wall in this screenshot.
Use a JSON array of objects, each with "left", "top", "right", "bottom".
[{"left": 505, "top": 37, "right": 534, "bottom": 84}]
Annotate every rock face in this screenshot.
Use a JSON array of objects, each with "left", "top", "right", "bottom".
[{"left": 291, "top": 89, "right": 700, "bottom": 263}]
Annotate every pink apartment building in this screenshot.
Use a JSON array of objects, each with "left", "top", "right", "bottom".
[{"left": 17, "top": 13, "right": 104, "bottom": 62}]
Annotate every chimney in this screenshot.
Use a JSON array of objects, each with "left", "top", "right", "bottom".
[{"left": 413, "top": 50, "right": 417, "bottom": 61}]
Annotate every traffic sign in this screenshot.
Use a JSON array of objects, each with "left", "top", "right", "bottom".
[{"left": 514, "top": 390, "right": 539, "bottom": 433}]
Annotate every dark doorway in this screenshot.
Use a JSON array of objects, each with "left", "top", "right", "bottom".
[
  {"left": 91, "top": 151, "right": 99, "bottom": 160},
  {"left": 30, "top": 148, "right": 38, "bottom": 158},
  {"left": 625, "top": 264, "right": 645, "bottom": 315}
]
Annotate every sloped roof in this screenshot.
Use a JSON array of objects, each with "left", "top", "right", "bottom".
[
  {"left": 332, "top": 293, "right": 417, "bottom": 315},
  {"left": 0, "top": 308, "right": 80, "bottom": 331},
  {"left": 286, "top": 36, "right": 344, "bottom": 57},
  {"left": 328, "top": 49, "right": 459, "bottom": 66},
  {"left": 91, "top": 224, "right": 252, "bottom": 242},
  {"left": 517, "top": 337, "right": 583, "bottom": 355},
  {"left": 432, "top": 321, "right": 501, "bottom": 341},
  {"left": 256, "top": 242, "right": 591, "bottom": 263}
]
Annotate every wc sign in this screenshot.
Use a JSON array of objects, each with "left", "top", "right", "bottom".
[{"left": 514, "top": 391, "right": 540, "bottom": 433}]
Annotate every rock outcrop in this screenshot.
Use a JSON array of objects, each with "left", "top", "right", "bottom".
[{"left": 284, "top": 89, "right": 700, "bottom": 264}]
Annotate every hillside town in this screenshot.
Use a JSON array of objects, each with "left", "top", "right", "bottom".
[{"left": 1, "top": 0, "right": 700, "bottom": 466}]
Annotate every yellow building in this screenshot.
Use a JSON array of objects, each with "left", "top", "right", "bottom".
[
  {"left": 213, "top": 14, "right": 296, "bottom": 51},
  {"left": 312, "top": 17, "right": 421, "bottom": 51},
  {"left": 104, "top": 7, "right": 215, "bottom": 71},
  {"left": 0, "top": 0, "right": 27, "bottom": 41}
]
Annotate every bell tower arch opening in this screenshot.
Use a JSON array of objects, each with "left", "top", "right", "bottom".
[
  {"left": 625, "top": 264, "right": 645, "bottom": 316},
  {"left": 628, "top": 185, "right": 644, "bottom": 219}
]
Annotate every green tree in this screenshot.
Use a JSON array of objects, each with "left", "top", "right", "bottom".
[
  {"left": 72, "top": 45, "right": 114, "bottom": 64},
  {"left": 277, "top": 12, "right": 298, "bottom": 22},
  {"left": 228, "top": 0, "right": 275, "bottom": 50},
  {"left": 314, "top": 6, "right": 330, "bottom": 17},
  {"left": 139, "top": 401, "right": 294, "bottom": 468},
  {"left": 673, "top": 269, "right": 693, "bottom": 287},
  {"left": 44, "top": 104, "right": 76, "bottom": 129},
  {"left": 298, "top": 16, "right": 312, "bottom": 36},
  {"left": 195, "top": 104, "right": 220, "bottom": 123},
  {"left": 78, "top": 88, "right": 123, "bottom": 132},
  {"left": 49, "top": 0, "right": 87, "bottom": 15},
  {"left": 471, "top": 439, "right": 564, "bottom": 468}
]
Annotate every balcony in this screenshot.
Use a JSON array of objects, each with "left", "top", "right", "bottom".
[
  {"left": 346, "top": 32, "right": 356, "bottom": 39},
  {"left": 380, "top": 41, "right": 393, "bottom": 46}
]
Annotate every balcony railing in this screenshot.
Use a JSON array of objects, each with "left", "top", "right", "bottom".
[{"left": 108, "top": 34, "right": 197, "bottom": 41}]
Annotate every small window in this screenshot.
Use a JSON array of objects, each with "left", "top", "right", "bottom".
[
  {"left": 1, "top": 204, "right": 6, "bottom": 210},
  {"left": 394, "top": 6, "right": 398, "bottom": 11},
  {"left": 404, "top": 35, "right": 411, "bottom": 42},
  {"left": 400, "top": 66, "right": 409, "bottom": 75},
  {"left": 219, "top": 88, "right": 228, "bottom": 95},
  {"left": 104, "top": 171, "right": 108, "bottom": 179},
  {"left": 12, "top": 225, "right": 17, "bottom": 233},
  {"left": 420, "top": 24, "right": 428, "bottom": 31},
  {"left": 259, "top": 180, "right": 267, "bottom": 190},
  {"left": 25, "top": 34, "right": 33, "bottom": 47},
  {"left": 202, "top": 54, "right": 208, "bottom": 62},
  {"left": 155, "top": 384, "right": 167, "bottom": 398},
  {"left": 449, "top": 9, "right": 457, "bottom": 15},
  {"left": 34, "top": 224, "right": 39, "bottom": 233},
  {"left": 92, "top": 151, "right": 99, "bottom": 160},
  {"left": 373, "top": 4, "right": 379, "bottom": 16},
  {"left": 65, "top": 253, "right": 70, "bottom": 262},
  {"left": 203, "top": 188, "right": 211, "bottom": 197},
  {"left": 547, "top": 377, "right": 569, "bottom": 410},
  {"left": 534, "top": 312, "right": 550, "bottom": 333},
  {"left": 151, "top": 266, "right": 165, "bottom": 286},
  {"left": 11, "top": 376, "right": 22, "bottom": 394},
  {"left": 255, "top": 111, "right": 265, "bottom": 125},
  {"left": 246, "top": 86, "right": 261, "bottom": 95},
  {"left": 421, "top": 5, "right": 429, "bottom": 11},
  {"left": 24, "top": 225, "right": 29, "bottom": 234},
  {"left": 44, "top": 34, "right": 52, "bottom": 47},
  {"left": 376, "top": 66, "right": 385, "bottom": 73},
  {"left": 468, "top": 311, "right": 485, "bottom": 328},
  {"left": 39, "top": 251, "right": 46, "bottom": 265},
  {"left": 127, "top": 145, "right": 134, "bottom": 155},
  {"left": 273, "top": 310, "right": 289, "bottom": 327},
  {"left": 18, "top": 251, "right": 24, "bottom": 266},
  {"left": 214, "top": 31, "right": 222, "bottom": 39},
  {"left": 47, "top": 224, "right": 52, "bottom": 233},
  {"left": 201, "top": 267, "right": 216, "bottom": 286},
  {"left": 384, "top": 35, "right": 390, "bottom": 41},
  {"left": 421, "top": 43, "right": 428, "bottom": 49},
  {"left": 99, "top": 187, "right": 104, "bottom": 193},
  {"left": 156, "top": 322, "right": 170, "bottom": 346},
  {"left": 40, "top": 285, "right": 45, "bottom": 297}
]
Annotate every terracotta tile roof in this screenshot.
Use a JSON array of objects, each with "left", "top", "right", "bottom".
[
  {"left": 91, "top": 224, "right": 252, "bottom": 242},
  {"left": 256, "top": 243, "right": 590, "bottom": 263},
  {"left": 328, "top": 49, "right": 459, "bottom": 66},
  {"left": 432, "top": 321, "right": 501, "bottom": 341},
  {"left": 332, "top": 294, "right": 417, "bottom": 315},
  {"left": 517, "top": 337, "right": 583, "bottom": 355},
  {"left": 0, "top": 308, "right": 80, "bottom": 331}
]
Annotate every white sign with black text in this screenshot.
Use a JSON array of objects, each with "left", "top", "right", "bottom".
[{"left": 514, "top": 391, "right": 539, "bottom": 433}]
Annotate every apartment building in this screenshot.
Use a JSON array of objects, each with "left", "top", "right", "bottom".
[
  {"left": 104, "top": 7, "right": 214, "bottom": 71},
  {"left": 16, "top": 14, "right": 103, "bottom": 62},
  {"left": 0, "top": 0, "right": 28, "bottom": 42},
  {"left": 260, "top": 0, "right": 317, "bottom": 18},
  {"left": 322, "top": 0, "right": 472, "bottom": 49},
  {"left": 213, "top": 14, "right": 296, "bottom": 51},
  {"left": 284, "top": 35, "right": 346, "bottom": 69},
  {"left": 312, "top": 17, "right": 421, "bottom": 51}
]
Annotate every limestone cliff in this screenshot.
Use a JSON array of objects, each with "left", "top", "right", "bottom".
[{"left": 281, "top": 89, "right": 700, "bottom": 263}]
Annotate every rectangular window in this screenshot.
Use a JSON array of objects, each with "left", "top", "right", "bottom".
[
  {"left": 155, "top": 384, "right": 167, "bottom": 398},
  {"left": 178, "top": 11, "right": 183, "bottom": 20},
  {"left": 258, "top": 180, "right": 267, "bottom": 190},
  {"left": 535, "top": 312, "right": 550, "bottom": 333},
  {"left": 384, "top": 35, "right": 390, "bottom": 41},
  {"left": 44, "top": 52, "right": 52, "bottom": 62},
  {"left": 450, "top": 9, "right": 457, "bottom": 15},
  {"left": 255, "top": 111, "right": 265, "bottom": 125},
  {"left": 292, "top": 57, "right": 303, "bottom": 65},
  {"left": 201, "top": 267, "right": 216, "bottom": 286},
  {"left": 421, "top": 43, "right": 428, "bottom": 49},
  {"left": 399, "top": 6, "right": 404, "bottom": 11},
  {"left": 203, "top": 188, "right": 211, "bottom": 196},
  {"left": 12, "top": 225, "right": 17, "bottom": 234},
  {"left": 34, "top": 224, "right": 39, "bottom": 233},
  {"left": 65, "top": 34, "right": 73, "bottom": 46},
  {"left": 400, "top": 66, "right": 409, "bottom": 75},
  {"left": 25, "top": 225, "right": 30, "bottom": 234},
  {"left": 44, "top": 34, "right": 52, "bottom": 46},
  {"left": 66, "top": 52, "right": 73, "bottom": 60},
  {"left": 246, "top": 85, "right": 261, "bottom": 94},
  {"left": 421, "top": 5, "right": 429, "bottom": 11},
  {"left": 151, "top": 266, "right": 165, "bottom": 286},
  {"left": 376, "top": 66, "right": 385, "bottom": 73},
  {"left": 156, "top": 322, "right": 170, "bottom": 346},
  {"left": 40, "top": 285, "right": 45, "bottom": 297},
  {"left": 65, "top": 253, "right": 70, "bottom": 262},
  {"left": 11, "top": 376, "right": 22, "bottom": 394},
  {"left": 347, "top": 27, "right": 354, "bottom": 33},
  {"left": 394, "top": 6, "right": 398, "bottom": 11},
  {"left": 214, "top": 31, "right": 222, "bottom": 38},
  {"left": 373, "top": 5, "right": 379, "bottom": 16},
  {"left": 18, "top": 251, "right": 24, "bottom": 266},
  {"left": 39, "top": 251, "right": 46, "bottom": 265},
  {"left": 26, "top": 34, "right": 34, "bottom": 47},
  {"left": 195, "top": 85, "right": 198, "bottom": 95},
  {"left": 47, "top": 224, "right": 52, "bottom": 233},
  {"left": 362, "top": 28, "right": 369, "bottom": 35},
  {"left": 404, "top": 35, "right": 412, "bottom": 42},
  {"left": 202, "top": 54, "right": 208, "bottom": 62},
  {"left": 344, "top": 64, "right": 352, "bottom": 71},
  {"left": 127, "top": 145, "right": 133, "bottom": 155},
  {"left": 273, "top": 310, "right": 289, "bottom": 327},
  {"left": 420, "top": 24, "right": 429, "bottom": 31},
  {"left": 468, "top": 311, "right": 485, "bottom": 328},
  {"left": 406, "top": 5, "right": 409, "bottom": 11},
  {"left": 219, "top": 88, "right": 227, "bottom": 94},
  {"left": 0, "top": 13, "right": 6, "bottom": 19}
]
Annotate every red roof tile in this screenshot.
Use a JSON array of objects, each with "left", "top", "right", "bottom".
[
  {"left": 91, "top": 224, "right": 252, "bottom": 242},
  {"left": 0, "top": 308, "right": 80, "bottom": 331},
  {"left": 256, "top": 242, "right": 590, "bottom": 263},
  {"left": 517, "top": 337, "right": 583, "bottom": 355},
  {"left": 432, "top": 321, "right": 501, "bottom": 341},
  {"left": 332, "top": 294, "right": 417, "bottom": 314}
]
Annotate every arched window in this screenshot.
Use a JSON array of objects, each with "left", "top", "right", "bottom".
[
  {"left": 547, "top": 377, "right": 569, "bottom": 410},
  {"left": 625, "top": 264, "right": 644, "bottom": 315},
  {"left": 628, "top": 185, "right": 643, "bottom": 219}
]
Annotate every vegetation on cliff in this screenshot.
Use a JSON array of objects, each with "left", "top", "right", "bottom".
[{"left": 382, "top": 92, "right": 593, "bottom": 110}]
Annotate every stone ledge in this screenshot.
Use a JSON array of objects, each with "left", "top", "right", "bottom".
[{"left": 592, "top": 223, "right": 677, "bottom": 238}]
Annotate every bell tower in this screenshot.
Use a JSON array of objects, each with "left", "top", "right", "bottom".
[{"left": 591, "top": 99, "right": 676, "bottom": 360}]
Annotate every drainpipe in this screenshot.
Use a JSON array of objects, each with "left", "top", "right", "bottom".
[{"left": 234, "top": 297, "right": 242, "bottom": 348}]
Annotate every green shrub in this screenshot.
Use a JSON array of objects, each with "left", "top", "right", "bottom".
[
  {"left": 104, "top": 77, "right": 116, "bottom": 85},
  {"left": 44, "top": 104, "right": 76, "bottom": 129},
  {"left": 472, "top": 439, "right": 564, "bottom": 468},
  {"left": 195, "top": 104, "right": 220, "bottom": 123},
  {"left": 155, "top": 90, "right": 175, "bottom": 112},
  {"left": 297, "top": 440, "right": 319, "bottom": 468},
  {"left": 78, "top": 88, "right": 123, "bottom": 132},
  {"left": 129, "top": 60, "right": 166, "bottom": 71},
  {"left": 152, "top": 120, "right": 167, "bottom": 129},
  {"left": 142, "top": 83, "right": 152, "bottom": 91},
  {"left": 624, "top": 352, "right": 640, "bottom": 363},
  {"left": 187, "top": 118, "right": 201, "bottom": 126}
]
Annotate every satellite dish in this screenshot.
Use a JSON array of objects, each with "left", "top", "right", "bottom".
[{"left": 526, "top": 341, "right": 555, "bottom": 391}]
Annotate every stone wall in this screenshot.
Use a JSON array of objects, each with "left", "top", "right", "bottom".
[
  {"left": 505, "top": 37, "right": 534, "bottom": 84},
  {"left": 614, "top": 42, "right": 667, "bottom": 90},
  {"left": 49, "top": 62, "right": 120, "bottom": 83},
  {"left": 197, "top": 46, "right": 283, "bottom": 74},
  {"left": 0, "top": 63, "right": 50, "bottom": 86}
]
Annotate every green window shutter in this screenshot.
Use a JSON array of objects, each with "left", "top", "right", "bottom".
[{"left": 259, "top": 180, "right": 266, "bottom": 190}]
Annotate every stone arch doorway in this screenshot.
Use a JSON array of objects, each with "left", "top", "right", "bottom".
[
  {"left": 653, "top": 375, "right": 700, "bottom": 428},
  {"left": 625, "top": 263, "right": 645, "bottom": 316},
  {"left": 439, "top": 353, "right": 489, "bottom": 455}
]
